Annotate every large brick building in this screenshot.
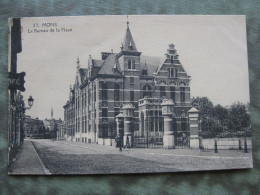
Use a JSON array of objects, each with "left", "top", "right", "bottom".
[{"left": 63, "top": 22, "right": 196, "bottom": 148}]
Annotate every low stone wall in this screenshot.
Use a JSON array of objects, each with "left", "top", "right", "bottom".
[
  {"left": 97, "top": 138, "right": 114, "bottom": 146},
  {"left": 201, "top": 137, "right": 252, "bottom": 150}
]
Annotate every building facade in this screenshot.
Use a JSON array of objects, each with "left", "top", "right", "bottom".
[
  {"left": 24, "top": 116, "right": 46, "bottom": 138},
  {"left": 63, "top": 22, "right": 197, "bottom": 148}
]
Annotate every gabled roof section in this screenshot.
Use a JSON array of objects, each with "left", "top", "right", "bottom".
[
  {"left": 92, "top": 59, "right": 104, "bottom": 67},
  {"left": 78, "top": 68, "right": 87, "bottom": 83},
  {"left": 140, "top": 55, "right": 161, "bottom": 76},
  {"left": 98, "top": 53, "right": 121, "bottom": 75},
  {"left": 122, "top": 24, "right": 138, "bottom": 52}
]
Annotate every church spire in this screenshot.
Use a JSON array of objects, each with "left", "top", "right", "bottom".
[
  {"left": 51, "top": 107, "right": 53, "bottom": 119},
  {"left": 122, "top": 18, "right": 138, "bottom": 52}
]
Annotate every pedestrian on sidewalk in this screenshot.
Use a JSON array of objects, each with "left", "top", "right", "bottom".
[{"left": 115, "top": 134, "right": 122, "bottom": 151}]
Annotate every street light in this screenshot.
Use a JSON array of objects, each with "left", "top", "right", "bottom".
[{"left": 27, "top": 96, "right": 34, "bottom": 108}]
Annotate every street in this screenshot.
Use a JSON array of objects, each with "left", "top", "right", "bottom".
[{"left": 9, "top": 139, "right": 253, "bottom": 175}]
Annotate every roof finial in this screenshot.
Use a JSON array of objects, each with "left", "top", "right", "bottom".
[
  {"left": 127, "top": 15, "right": 129, "bottom": 27},
  {"left": 51, "top": 107, "right": 53, "bottom": 119},
  {"left": 76, "top": 57, "right": 80, "bottom": 68},
  {"left": 120, "top": 42, "right": 124, "bottom": 51}
]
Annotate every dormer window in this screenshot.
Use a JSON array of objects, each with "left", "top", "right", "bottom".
[{"left": 128, "top": 42, "right": 133, "bottom": 50}]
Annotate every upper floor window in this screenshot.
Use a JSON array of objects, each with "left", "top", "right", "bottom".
[
  {"left": 127, "top": 60, "right": 135, "bottom": 70},
  {"left": 160, "top": 86, "right": 166, "bottom": 98},
  {"left": 180, "top": 87, "right": 185, "bottom": 102},
  {"left": 130, "top": 90, "right": 134, "bottom": 101},
  {"left": 143, "top": 85, "right": 152, "bottom": 98},
  {"left": 130, "top": 77, "right": 134, "bottom": 84},
  {"left": 168, "top": 68, "right": 178, "bottom": 78},
  {"left": 170, "top": 87, "right": 175, "bottom": 101},
  {"left": 132, "top": 60, "right": 135, "bottom": 69},
  {"left": 101, "top": 83, "right": 108, "bottom": 100},
  {"left": 128, "top": 60, "right": 131, "bottom": 69},
  {"left": 114, "top": 84, "right": 120, "bottom": 101}
]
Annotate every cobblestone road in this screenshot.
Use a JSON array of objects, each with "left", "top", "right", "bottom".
[{"left": 30, "top": 139, "right": 253, "bottom": 175}]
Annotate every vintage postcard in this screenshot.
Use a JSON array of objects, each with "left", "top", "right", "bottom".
[{"left": 8, "top": 15, "right": 253, "bottom": 175}]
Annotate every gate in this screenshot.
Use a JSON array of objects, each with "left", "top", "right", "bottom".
[
  {"left": 133, "top": 132, "right": 163, "bottom": 148},
  {"left": 174, "top": 130, "right": 190, "bottom": 148}
]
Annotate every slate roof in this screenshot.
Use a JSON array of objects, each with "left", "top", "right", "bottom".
[
  {"left": 78, "top": 68, "right": 87, "bottom": 83},
  {"left": 140, "top": 55, "right": 161, "bottom": 76},
  {"left": 122, "top": 25, "right": 138, "bottom": 52},
  {"left": 92, "top": 59, "right": 104, "bottom": 67},
  {"left": 97, "top": 53, "right": 121, "bottom": 75}
]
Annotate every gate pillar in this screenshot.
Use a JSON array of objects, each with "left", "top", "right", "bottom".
[
  {"left": 122, "top": 103, "right": 135, "bottom": 148},
  {"left": 161, "top": 99, "right": 175, "bottom": 149},
  {"left": 188, "top": 107, "right": 199, "bottom": 149},
  {"left": 116, "top": 113, "right": 124, "bottom": 136}
]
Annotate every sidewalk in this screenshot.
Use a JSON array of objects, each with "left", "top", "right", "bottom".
[{"left": 9, "top": 139, "right": 49, "bottom": 175}]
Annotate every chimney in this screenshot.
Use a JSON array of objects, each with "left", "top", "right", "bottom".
[{"left": 101, "top": 52, "right": 111, "bottom": 60}]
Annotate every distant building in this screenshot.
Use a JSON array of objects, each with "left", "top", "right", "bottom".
[
  {"left": 43, "top": 108, "right": 63, "bottom": 139},
  {"left": 57, "top": 122, "right": 65, "bottom": 140},
  {"left": 24, "top": 116, "right": 46, "bottom": 138},
  {"left": 62, "top": 21, "right": 196, "bottom": 149}
]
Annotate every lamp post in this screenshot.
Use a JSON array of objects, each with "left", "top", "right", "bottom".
[{"left": 10, "top": 92, "right": 34, "bottom": 147}]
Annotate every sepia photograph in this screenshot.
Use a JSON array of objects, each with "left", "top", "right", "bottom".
[{"left": 8, "top": 15, "right": 253, "bottom": 175}]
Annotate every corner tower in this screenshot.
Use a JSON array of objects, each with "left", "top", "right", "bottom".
[
  {"left": 116, "top": 21, "right": 142, "bottom": 105},
  {"left": 117, "top": 22, "right": 142, "bottom": 73}
]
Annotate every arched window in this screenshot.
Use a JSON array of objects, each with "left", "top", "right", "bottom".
[
  {"left": 132, "top": 60, "right": 135, "bottom": 69},
  {"left": 179, "top": 81, "right": 186, "bottom": 86},
  {"left": 128, "top": 60, "right": 131, "bottom": 69},
  {"left": 180, "top": 87, "right": 185, "bottom": 102},
  {"left": 143, "top": 85, "right": 152, "bottom": 98}
]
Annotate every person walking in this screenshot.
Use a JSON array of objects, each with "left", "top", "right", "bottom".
[{"left": 115, "top": 134, "right": 122, "bottom": 151}]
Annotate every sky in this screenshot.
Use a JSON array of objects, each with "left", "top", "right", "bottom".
[{"left": 16, "top": 15, "right": 250, "bottom": 120}]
